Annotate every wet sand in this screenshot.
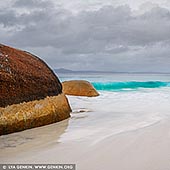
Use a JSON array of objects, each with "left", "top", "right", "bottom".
[{"left": 1, "top": 118, "right": 170, "bottom": 170}]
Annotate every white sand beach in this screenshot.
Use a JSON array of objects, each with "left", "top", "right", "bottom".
[{"left": 1, "top": 117, "right": 170, "bottom": 170}]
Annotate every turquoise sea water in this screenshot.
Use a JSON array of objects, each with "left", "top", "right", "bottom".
[{"left": 92, "top": 81, "right": 170, "bottom": 91}]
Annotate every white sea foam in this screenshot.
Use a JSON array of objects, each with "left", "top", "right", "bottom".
[{"left": 59, "top": 87, "right": 170, "bottom": 143}]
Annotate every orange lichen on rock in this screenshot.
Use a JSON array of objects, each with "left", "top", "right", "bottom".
[
  {"left": 62, "top": 80, "right": 99, "bottom": 97},
  {"left": 0, "top": 44, "right": 62, "bottom": 107},
  {"left": 0, "top": 94, "right": 71, "bottom": 135}
]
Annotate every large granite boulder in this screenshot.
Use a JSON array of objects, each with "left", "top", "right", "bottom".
[
  {"left": 0, "top": 44, "right": 71, "bottom": 135},
  {"left": 0, "top": 44, "right": 62, "bottom": 107},
  {"left": 62, "top": 80, "right": 99, "bottom": 97}
]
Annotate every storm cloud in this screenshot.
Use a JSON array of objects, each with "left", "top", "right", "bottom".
[{"left": 0, "top": 0, "right": 170, "bottom": 72}]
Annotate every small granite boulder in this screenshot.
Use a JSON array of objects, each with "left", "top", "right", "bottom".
[{"left": 62, "top": 80, "right": 99, "bottom": 97}]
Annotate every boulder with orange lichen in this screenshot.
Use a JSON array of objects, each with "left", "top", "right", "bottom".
[
  {"left": 0, "top": 44, "right": 72, "bottom": 135},
  {"left": 62, "top": 80, "right": 99, "bottom": 97}
]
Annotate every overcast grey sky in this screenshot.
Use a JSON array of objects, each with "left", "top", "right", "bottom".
[{"left": 1, "top": 0, "right": 170, "bottom": 72}]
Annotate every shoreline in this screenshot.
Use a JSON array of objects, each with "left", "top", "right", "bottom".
[{"left": 1, "top": 117, "right": 170, "bottom": 170}]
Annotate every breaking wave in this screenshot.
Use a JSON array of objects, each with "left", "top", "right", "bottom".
[{"left": 92, "top": 81, "right": 170, "bottom": 91}]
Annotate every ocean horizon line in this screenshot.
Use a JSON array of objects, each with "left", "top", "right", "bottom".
[{"left": 54, "top": 68, "right": 170, "bottom": 75}]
